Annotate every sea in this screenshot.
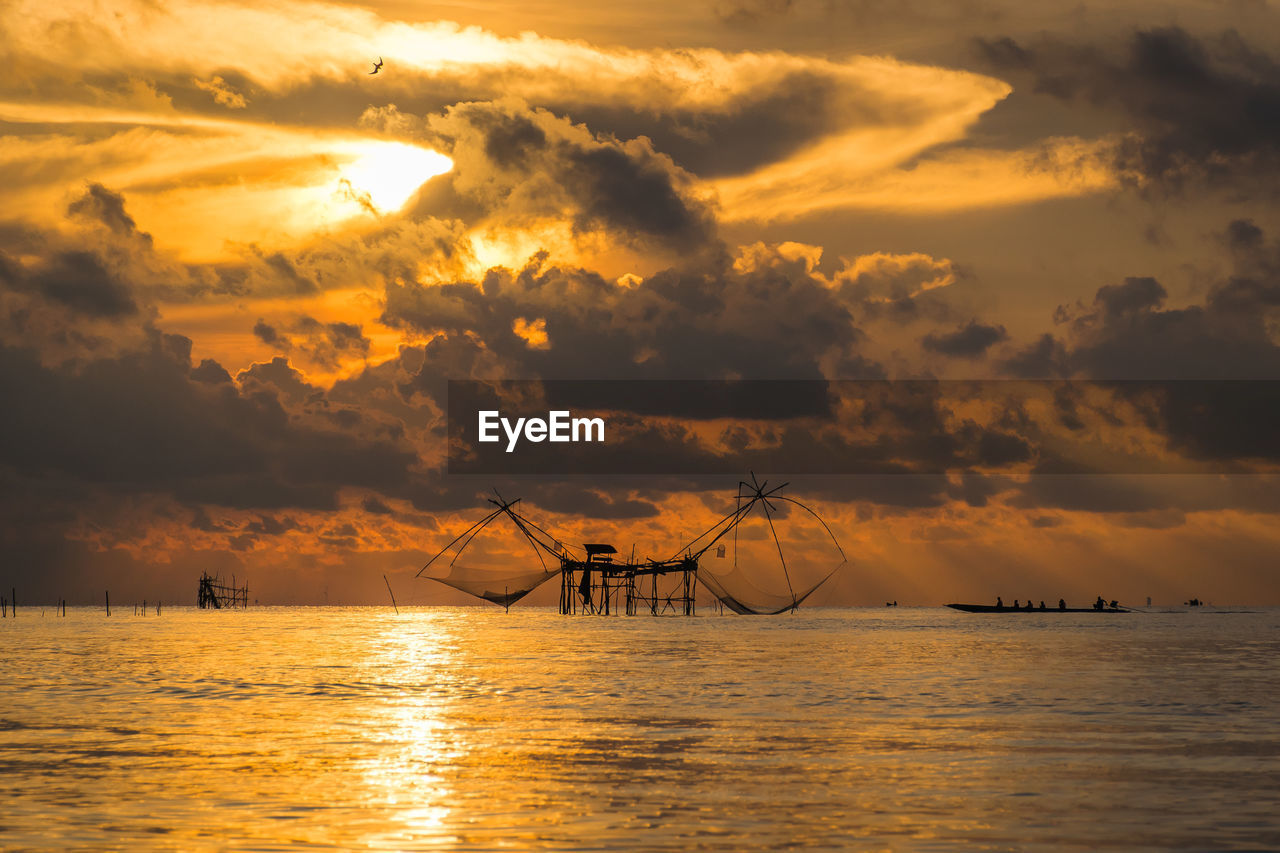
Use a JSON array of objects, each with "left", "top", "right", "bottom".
[{"left": 1, "top": 607, "right": 1278, "bottom": 851}]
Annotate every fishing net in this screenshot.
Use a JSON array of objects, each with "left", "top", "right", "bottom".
[
  {"left": 429, "top": 564, "right": 559, "bottom": 607},
  {"left": 684, "top": 477, "right": 847, "bottom": 615},
  {"left": 418, "top": 498, "right": 575, "bottom": 608},
  {"left": 697, "top": 563, "right": 838, "bottom": 615}
]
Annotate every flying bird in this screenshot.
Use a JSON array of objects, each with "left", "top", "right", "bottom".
[{"left": 369, "top": 57, "right": 384, "bottom": 75}]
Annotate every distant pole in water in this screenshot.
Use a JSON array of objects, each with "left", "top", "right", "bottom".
[
  {"left": 105, "top": 590, "right": 110, "bottom": 616},
  {"left": 382, "top": 574, "right": 399, "bottom": 615}
]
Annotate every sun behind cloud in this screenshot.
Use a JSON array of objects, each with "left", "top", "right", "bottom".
[{"left": 337, "top": 141, "right": 453, "bottom": 215}]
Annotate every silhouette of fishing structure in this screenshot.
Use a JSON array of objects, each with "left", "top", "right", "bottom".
[
  {"left": 418, "top": 476, "right": 847, "bottom": 615},
  {"left": 197, "top": 571, "right": 248, "bottom": 609}
]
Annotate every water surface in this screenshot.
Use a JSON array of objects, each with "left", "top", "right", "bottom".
[{"left": 2, "top": 607, "right": 1278, "bottom": 850}]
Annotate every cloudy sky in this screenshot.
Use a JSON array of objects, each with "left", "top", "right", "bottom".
[{"left": 3, "top": 0, "right": 1280, "bottom": 606}]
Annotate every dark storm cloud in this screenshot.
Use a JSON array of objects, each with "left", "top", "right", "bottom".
[
  {"left": 356, "top": 62, "right": 904, "bottom": 181},
  {"left": 361, "top": 496, "right": 394, "bottom": 515},
  {"left": 414, "top": 100, "right": 717, "bottom": 252},
  {"left": 0, "top": 334, "right": 418, "bottom": 512},
  {"left": 190, "top": 358, "right": 232, "bottom": 384},
  {"left": 259, "top": 251, "right": 319, "bottom": 295},
  {"left": 269, "top": 316, "right": 372, "bottom": 369},
  {"left": 253, "top": 318, "right": 285, "bottom": 348},
  {"left": 976, "top": 27, "right": 1280, "bottom": 188},
  {"left": 523, "top": 484, "right": 661, "bottom": 520},
  {"left": 0, "top": 184, "right": 354, "bottom": 319},
  {"left": 998, "top": 333, "right": 1069, "bottom": 379},
  {"left": 1060, "top": 239, "right": 1280, "bottom": 381},
  {"left": 67, "top": 183, "right": 151, "bottom": 242},
  {"left": 244, "top": 514, "right": 301, "bottom": 536},
  {"left": 1092, "top": 276, "right": 1166, "bottom": 316},
  {"left": 992, "top": 220, "right": 1280, "bottom": 387},
  {"left": 237, "top": 356, "right": 320, "bottom": 404},
  {"left": 15, "top": 250, "right": 139, "bottom": 318},
  {"left": 478, "top": 110, "right": 548, "bottom": 165},
  {"left": 0, "top": 186, "right": 155, "bottom": 319},
  {"left": 922, "top": 320, "right": 1008, "bottom": 358},
  {"left": 561, "top": 144, "right": 710, "bottom": 250},
  {"left": 381, "top": 248, "right": 873, "bottom": 397},
  {"left": 549, "top": 71, "right": 841, "bottom": 178},
  {"left": 771, "top": 474, "right": 955, "bottom": 510},
  {"left": 981, "top": 218, "right": 1280, "bottom": 513},
  {"left": 1008, "top": 472, "right": 1280, "bottom": 517}
]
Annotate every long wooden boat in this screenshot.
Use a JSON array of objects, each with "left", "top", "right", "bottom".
[{"left": 947, "top": 603, "right": 1132, "bottom": 613}]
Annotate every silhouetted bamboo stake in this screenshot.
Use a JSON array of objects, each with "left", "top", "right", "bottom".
[
  {"left": 10, "top": 588, "right": 13, "bottom": 618},
  {"left": 383, "top": 574, "right": 399, "bottom": 614},
  {"left": 105, "top": 590, "right": 110, "bottom": 616},
  {"left": 156, "top": 600, "right": 160, "bottom": 615}
]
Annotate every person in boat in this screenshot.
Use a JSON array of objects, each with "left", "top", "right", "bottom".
[
  {"left": 1109, "top": 599, "right": 1119, "bottom": 610},
  {"left": 1013, "top": 599, "right": 1019, "bottom": 608},
  {"left": 1094, "top": 596, "right": 1105, "bottom": 611},
  {"left": 996, "top": 596, "right": 1004, "bottom": 609},
  {"left": 1058, "top": 598, "right": 1066, "bottom": 610},
  {"left": 1025, "top": 599, "right": 1033, "bottom": 611},
  {"left": 1039, "top": 600, "right": 1046, "bottom": 610}
]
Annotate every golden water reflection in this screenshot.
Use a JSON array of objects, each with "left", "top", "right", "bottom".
[
  {"left": 357, "top": 614, "right": 460, "bottom": 849},
  {"left": 1, "top": 607, "right": 1279, "bottom": 850}
]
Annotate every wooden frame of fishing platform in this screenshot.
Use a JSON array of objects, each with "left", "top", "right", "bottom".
[
  {"left": 558, "top": 546, "right": 698, "bottom": 616},
  {"left": 418, "top": 477, "right": 847, "bottom": 617},
  {"left": 197, "top": 571, "right": 248, "bottom": 609}
]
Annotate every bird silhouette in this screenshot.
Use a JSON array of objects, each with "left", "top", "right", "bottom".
[{"left": 369, "top": 57, "right": 384, "bottom": 75}]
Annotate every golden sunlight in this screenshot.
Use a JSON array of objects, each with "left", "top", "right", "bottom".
[{"left": 337, "top": 142, "right": 453, "bottom": 214}]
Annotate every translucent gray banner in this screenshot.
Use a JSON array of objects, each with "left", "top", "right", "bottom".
[{"left": 446, "top": 379, "right": 1280, "bottom": 475}]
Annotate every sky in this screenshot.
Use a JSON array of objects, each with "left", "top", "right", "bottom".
[{"left": 3, "top": 0, "right": 1280, "bottom": 607}]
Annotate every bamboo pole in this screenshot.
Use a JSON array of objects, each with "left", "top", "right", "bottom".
[
  {"left": 383, "top": 574, "right": 399, "bottom": 615},
  {"left": 105, "top": 590, "right": 110, "bottom": 616}
]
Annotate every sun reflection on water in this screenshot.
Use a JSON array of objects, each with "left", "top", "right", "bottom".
[{"left": 352, "top": 613, "right": 464, "bottom": 849}]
